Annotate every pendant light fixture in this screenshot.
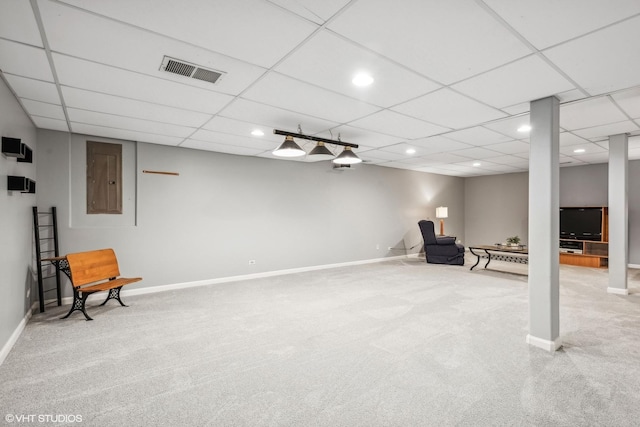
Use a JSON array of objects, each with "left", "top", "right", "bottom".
[
  {"left": 333, "top": 146, "right": 362, "bottom": 165},
  {"left": 272, "top": 128, "right": 361, "bottom": 165},
  {"left": 308, "top": 141, "right": 334, "bottom": 159},
  {"left": 272, "top": 135, "right": 306, "bottom": 157}
]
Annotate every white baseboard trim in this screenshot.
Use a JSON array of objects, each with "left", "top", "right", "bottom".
[
  {"left": 628, "top": 264, "right": 640, "bottom": 269},
  {"left": 122, "top": 254, "right": 412, "bottom": 298},
  {"left": 0, "top": 303, "right": 37, "bottom": 367},
  {"left": 526, "top": 334, "right": 562, "bottom": 352},
  {"left": 607, "top": 287, "right": 630, "bottom": 295}
]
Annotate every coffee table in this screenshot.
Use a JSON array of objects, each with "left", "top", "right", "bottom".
[{"left": 468, "top": 245, "right": 528, "bottom": 271}]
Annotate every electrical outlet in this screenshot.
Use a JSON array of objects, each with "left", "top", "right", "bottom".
[
  {"left": 248, "top": 259, "right": 256, "bottom": 265},
  {"left": 376, "top": 244, "right": 380, "bottom": 250}
]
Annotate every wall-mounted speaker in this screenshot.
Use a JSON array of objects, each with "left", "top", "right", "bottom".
[
  {"left": 2, "top": 137, "right": 26, "bottom": 158},
  {"left": 17, "top": 144, "right": 32, "bottom": 163},
  {"left": 7, "top": 176, "right": 35, "bottom": 193}
]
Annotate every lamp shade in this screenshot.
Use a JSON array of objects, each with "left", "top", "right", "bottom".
[
  {"left": 308, "top": 141, "right": 334, "bottom": 159},
  {"left": 332, "top": 146, "right": 361, "bottom": 165},
  {"left": 273, "top": 135, "right": 306, "bottom": 157},
  {"left": 436, "top": 206, "right": 448, "bottom": 218}
]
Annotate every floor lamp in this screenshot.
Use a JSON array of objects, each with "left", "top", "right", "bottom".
[{"left": 436, "top": 206, "right": 448, "bottom": 236}]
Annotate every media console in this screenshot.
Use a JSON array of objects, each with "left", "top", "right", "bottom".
[{"left": 559, "top": 206, "right": 608, "bottom": 268}]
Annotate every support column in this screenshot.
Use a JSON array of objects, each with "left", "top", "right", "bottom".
[
  {"left": 608, "top": 133, "right": 629, "bottom": 295},
  {"left": 527, "top": 96, "right": 561, "bottom": 352}
]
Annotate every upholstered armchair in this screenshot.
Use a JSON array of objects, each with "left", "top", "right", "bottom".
[{"left": 418, "top": 220, "right": 465, "bottom": 265}]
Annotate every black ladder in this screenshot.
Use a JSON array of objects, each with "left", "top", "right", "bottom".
[{"left": 33, "top": 206, "right": 62, "bottom": 313}]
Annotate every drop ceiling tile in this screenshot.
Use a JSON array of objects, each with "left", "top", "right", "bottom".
[
  {"left": 452, "top": 55, "right": 575, "bottom": 108},
  {"left": 483, "top": 155, "right": 529, "bottom": 167},
  {"left": 431, "top": 163, "right": 482, "bottom": 174},
  {"left": 392, "top": 89, "right": 507, "bottom": 129},
  {"left": 479, "top": 163, "right": 525, "bottom": 173},
  {"left": 0, "top": 40, "right": 53, "bottom": 82},
  {"left": 71, "top": 123, "right": 184, "bottom": 146},
  {"left": 39, "top": 0, "right": 266, "bottom": 96},
  {"left": 219, "top": 99, "right": 339, "bottom": 135},
  {"left": 450, "top": 147, "right": 503, "bottom": 160},
  {"left": 419, "top": 152, "right": 475, "bottom": 164},
  {"left": 53, "top": 54, "right": 234, "bottom": 114},
  {"left": 410, "top": 136, "right": 473, "bottom": 154},
  {"left": 31, "top": 116, "right": 69, "bottom": 132},
  {"left": 483, "top": 115, "right": 531, "bottom": 139},
  {"left": 62, "top": 87, "right": 213, "bottom": 128},
  {"left": 544, "top": 15, "right": 640, "bottom": 95},
  {"left": 241, "top": 73, "right": 380, "bottom": 123},
  {"left": 611, "top": 87, "right": 640, "bottom": 119},
  {"left": 348, "top": 110, "right": 449, "bottom": 140},
  {"left": 202, "top": 117, "right": 278, "bottom": 142},
  {"left": 572, "top": 120, "right": 640, "bottom": 141},
  {"left": 378, "top": 143, "right": 430, "bottom": 157},
  {"left": 560, "top": 97, "right": 628, "bottom": 130},
  {"left": 0, "top": 0, "right": 42, "bottom": 46},
  {"left": 483, "top": 140, "right": 529, "bottom": 155},
  {"left": 484, "top": 0, "right": 640, "bottom": 50},
  {"left": 455, "top": 160, "right": 521, "bottom": 174},
  {"left": 559, "top": 132, "right": 591, "bottom": 147},
  {"left": 559, "top": 142, "right": 607, "bottom": 156},
  {"left": 68, "top": 108, "right": 196, "bottom": 138},
  {"left": 181, "top": 139, "right": 267, "bottom": 156},
  {"left": 357, "top": 149, "right": 408, "bottom": 162},
  {"left": 568, "top": 152, "right": 610, "bottom": 164},
  {"left": 443, "top": 126, "right": 513, "bottom": 146},
  {"left": 189, "top": 128, "right": 279, "bottom": 151},
  {"left": 274, "top": 30, "right": 440, "bottom": 108},
  {"left": 59, "top": 0, "right": 318, "bottom": 68},
  {"left": 20, "top": 99, "right": 65, "bottom": 120},
  {"left": 327, "top": 0, "right": 531, "bottom": 84},
  {"left": 326, "top": 125, "right": 404, "bottom": 149},
  {"left": 3, "top": 75, "right": 60, "bottom": 104},
  {"left": 268, "top": 0, "right": 351, "bottom": 24}
]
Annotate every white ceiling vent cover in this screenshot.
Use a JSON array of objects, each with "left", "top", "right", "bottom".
[{"left": 160, "top": 56, "right": 225, "bottom": 85}]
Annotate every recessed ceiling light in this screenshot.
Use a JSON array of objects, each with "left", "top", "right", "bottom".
[
  {"left": 517, "top": 125, "right": 531, "bottom": 133},
  {"left": 251, "top": 129, "right": 264, "bottom": 136},
  {"left": 406, "top": 148, "right": 416, "bottom": 155},
  {"left": 473, "top": 162, "right": 481, "bottom": 167},
  {"left": 573, "top": 148, "right": 586, "bottom": 153},
  {"left": 352, "top": 72, "right": 374, "bottom": 87}
]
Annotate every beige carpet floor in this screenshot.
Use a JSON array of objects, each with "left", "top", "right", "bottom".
[{"left": 1, "top": 255, "right": 639, "bottom": 427}]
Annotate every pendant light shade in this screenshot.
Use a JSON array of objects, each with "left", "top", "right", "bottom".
[
  {"left": 332, "top": 146, "right": 362, "bottom": 165},
  {"left": 273, "top": 135, "right": 306, "bottom": 157},
  {"left": 308, "top": 141, "right": 334, "bottom": 159}
]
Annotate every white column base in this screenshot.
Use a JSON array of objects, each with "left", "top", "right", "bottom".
[
  {"left": 526, "top": 334, "right": 562, "bottom": 352},
  {"left": 607, "top": 287, "right": 630, "bottom": 295}
]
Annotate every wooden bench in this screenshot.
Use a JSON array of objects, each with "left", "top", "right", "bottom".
[{"left": 62, "top": 248, "right": 142, "bottom": 321}]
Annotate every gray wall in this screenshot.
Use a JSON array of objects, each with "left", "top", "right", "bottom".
[
  {"left": 465, "top": 163, "right": 640, "bottom": 264},
  {"left": 464, "top": 172, "right": 529, "bottom": 246},
  {"left": 0, "top": 78, "right": 37, "bottom": 354},
  {"left": 35, "top": 129, "right": 465, "bottom": 292}
]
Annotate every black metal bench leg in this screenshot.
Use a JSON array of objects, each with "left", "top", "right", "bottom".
[
  {"left": 99, "top": 286, "right": 128, "bottom": 307},
  {"left": 61, "top": 290, "right": 93, "bottom": 321}
]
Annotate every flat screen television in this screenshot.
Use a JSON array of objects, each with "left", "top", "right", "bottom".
[{"left": 559, "top": 207, "right": 602, "bottom": 241}]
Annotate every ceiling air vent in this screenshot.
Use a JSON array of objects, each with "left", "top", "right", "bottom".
[{"left": 160, "top": 56, "right": 225, "bottom": 85}]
